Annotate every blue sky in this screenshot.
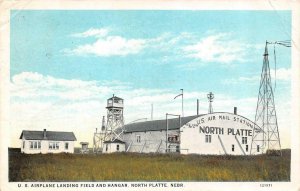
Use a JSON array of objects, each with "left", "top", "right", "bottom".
[{"left": 10, "top": 10, "right": 291, "bottom": 147}]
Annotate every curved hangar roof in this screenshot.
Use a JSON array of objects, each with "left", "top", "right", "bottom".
[
  {"left": 123, "top": 112, "right": 257, "bottom": 133},
  {"left": 124, "top": 115, "right": 201, "bottom": 133}
]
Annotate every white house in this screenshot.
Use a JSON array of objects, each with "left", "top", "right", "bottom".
[
  {"left": 19, "top": 129, "right": 77, "bottom": 154},
  {"left": 103, "top": 139, "right": 126, "bottom": 153}
]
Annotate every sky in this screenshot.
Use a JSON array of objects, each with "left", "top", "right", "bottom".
[{"left": 9, "top": 10, "right": 291, "bottom": 148}]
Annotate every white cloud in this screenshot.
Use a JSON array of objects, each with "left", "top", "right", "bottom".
[
  {"left": 67, "top": 36, "right": 147, "bottom": 57},
  {"left": 65, "top": 30, "right": 197, "bottom": 58},
  {"left": 71, "top": 28, "right": 110, "bottom": 38},
  {"left": 270, "top": 68, "right": 291, "bottom": 81},
  {"left": 183, "top": 33, "right": 246, "bottom": 64}
]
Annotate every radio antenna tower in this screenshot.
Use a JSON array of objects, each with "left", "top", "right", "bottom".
[
  {"left": 251, "top": 40, "right": 290, "bottom": 156},
  {"left": 207, "top": 92, "right": 214, "bottom": 114}
]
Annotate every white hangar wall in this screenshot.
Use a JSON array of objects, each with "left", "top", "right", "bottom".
[
  {"left": 180, "top": 112, "right": 262, "bottom": 155},
  {"left": 122, "top": 130, "right": 178, "bottom": 153}
]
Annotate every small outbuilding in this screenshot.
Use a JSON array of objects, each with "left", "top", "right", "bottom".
[
  {"left": 20, "top": 129, "right": 76, "bottom": 154},
  {"left": 103, "top": 139, "right": 126, "bottom": 153},
  {"left": 80, "top": 142, "right": 89, "bottom": 154}
]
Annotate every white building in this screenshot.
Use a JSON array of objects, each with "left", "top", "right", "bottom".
[
  {"left": 20, "top": 129, "right": 76, "bottom": 154},
  {"left": 120, "top": 109, "right": 263, "bottom": 155},
  {"left": 103, "top": 139, "right": 126, "bottom": 153}
]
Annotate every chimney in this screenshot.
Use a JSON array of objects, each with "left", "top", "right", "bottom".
[
  {"left": 43, "top": 129, "right": 47, "bottom": 139},
  {"left": 234, "top": 107, "right": 237, "bottom": 115},
  {"left": 197, "top": 99, "right": 199, "bottom": 115}
]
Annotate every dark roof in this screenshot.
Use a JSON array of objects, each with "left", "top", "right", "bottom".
[
  {"left": 20, "top": 130, "right": 77, "bottom": 141},
  {"left": 104, "top": 139, "right": 125, "bottom": 144},
  {"left": 123, "top": 115, "right": 201, "bottom": 133},
  {"left": 108, "top": 96, "right": 123, "bottom": 100}
]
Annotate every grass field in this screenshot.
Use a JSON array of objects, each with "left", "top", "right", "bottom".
[{"left": 9, "top": 148, "right": 290, "bottom": 181}]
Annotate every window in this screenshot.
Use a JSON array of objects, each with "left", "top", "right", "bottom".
[
  {"left": 232, "top": 144, "right": 235, "bottom": 152},
  {"left": 49, "top": 142, "right": 54, "bottom": 149},
  {"left": 176, "top": 146, "right": 180, "bottom": 153},
  {"left": 246, "top": 145, "right": 249, "bottom": 152},
  {"left": 116, "top": 144, "right": 119, "bottom": 151},
  {"left": 242, "top": 137, "right": 247, "bottom": 144},
  {"left": 49, "top": 142, "right": 60, "bottom": 150},
  {"left": 23, "top": 141, "right": 25, "bottom": 149},
  {"left": 106, "top": 144, "right": 108, "bottom": 151},
  {"left": 136, "top": 135, "right": 141, "bottom": 143},
  {"left": 205, "top": 135, "right": 211, "bottom": 143},
  {"left": 257, "top": 145, "right": 260, "bottom": 152},
  {"left": 65, "top": 142, "right": 69, "bottom": 150},
  {"left": 29, "top": 141, "right": 41, "bottom": 150}
]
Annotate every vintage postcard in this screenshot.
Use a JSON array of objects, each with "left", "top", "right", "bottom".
[{"left": 0, "top": 0, "right": 299, "bottom": 191}]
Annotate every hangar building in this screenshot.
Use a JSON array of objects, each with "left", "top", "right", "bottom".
[{"left": 104, "top": 110, "right": 262, "bottom": 155}]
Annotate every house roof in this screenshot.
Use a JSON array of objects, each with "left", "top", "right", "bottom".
[
  {"left": 20, "top": 130, "right": 77, "bottom": 141},
  {"left": 104, "top": 139, "right": 125, "bottom": 144},
  {"left": 123, "top": 115, "right": 201, "bottom": 133}
]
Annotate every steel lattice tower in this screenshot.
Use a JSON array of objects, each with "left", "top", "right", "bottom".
[
  {"left": 93, "top": 95, "right": 125, "bottom": 153},
  {"left": 251, "top": 42, "right": 281, "bottom": 155},
  {"left": 104, "top": 95, "right": 125, "bottom": 142}
]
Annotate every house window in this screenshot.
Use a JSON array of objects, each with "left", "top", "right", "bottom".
[
  {"left": 29, "top": 141, "right": 41, "bottom": 150},
  {"left": 246, "top": 145, "right": 249, "bottom": 152},
  {"left": 205, "top": 135, "right": 211, "bottom": 143},
  {"left": 136, "top": 135, "right": 141, "bottom": 143},
  {"left": 232, "top": 144, "right": 235, "bottom": 152},
  {"left": 242, "top": 137, "right": 247, "bottom": 144},
  {"left": 49, "top": 142, "right": 60, "bottom": 150},
  {"left": 65, "top": 142, "right": 69, "bottom": 150},
  {"left": 257, "top": 145, "right": 260, "bottom": 152},
  {"left": 106, "top": 144, "right": 108, "bottom": 151},
  {"left": 23, "top": 141, "right": 25, "bottom": 149},
  {"left": 49, "top": 142, "right": 53, "bottom": 149},
  {"left": 116, "top": 144, "right": 119, "bottom": 151}
]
